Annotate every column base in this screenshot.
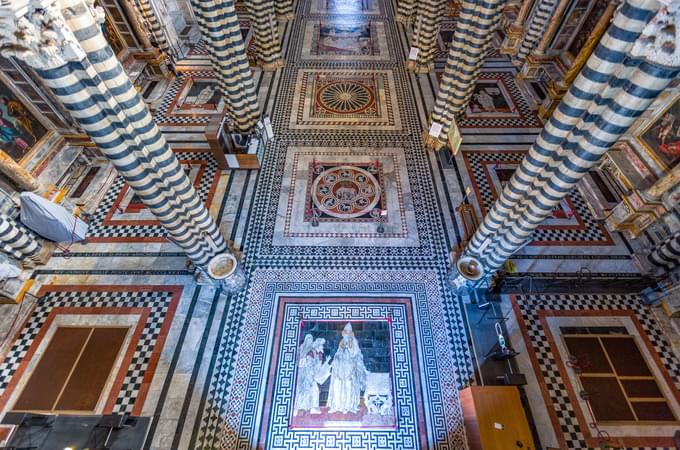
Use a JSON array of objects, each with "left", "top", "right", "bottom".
[
  {"left": 260, "top": 57, "right": 285, "bottom": 71},
  {"left": 406, "top": 59, "right": 433, "bottom": 74},
  {"left": 395, "top": 13, "right": 411, "bottom": 23},
  {"left": 277, "top": 12, "right": 295, "bottom": 21},
  {"left": 447, "top": 253, "right": 487, "bottom": 293},
  {"left": 195, "top": 253, "right": 247, "bottom": 294},
  {"left": 632, "top": 252, "right": 665, "bottom": 277}
]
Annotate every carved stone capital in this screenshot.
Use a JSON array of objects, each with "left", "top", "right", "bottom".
[
  {"left": 0, "top": 0, "right": 89, "bottom": 70},
  {"left": 630, "top": 0, "right": 680, "bottom": 68}
]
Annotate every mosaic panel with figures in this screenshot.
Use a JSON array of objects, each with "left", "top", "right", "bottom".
[
  {"left": 308, "top": 0, "right": 380, "bottom": 15},
  {"left": 463, "top": 150, "right": 614, "bottom": 246},
  {"left": 192, "top": 270, "right": 469, "bottom": 450},
  {"left": 289, "top": 70, "right": 401, "bottom": 131},
  {"left": 153, "top": 72, "right": 224, "bottom": 125},
  {"left": 300, "top": 18, "right": 390, "bottom": 61},
  {"left": 456, "top": 72, "right": 542, "bottom": 128}
]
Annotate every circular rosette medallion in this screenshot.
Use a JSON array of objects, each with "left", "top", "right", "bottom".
[
  {"left": 316, "top": 81, "right": 374, "bottom": 114},
  {"left": 311, "top": 166, "right": 381, "bottom": 219}
]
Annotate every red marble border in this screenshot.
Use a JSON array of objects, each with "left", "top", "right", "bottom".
[
  {"left": 462, "top": 150, "right": 614, "bottom": 246},
  {"left": 510, "top": 296, "right": 679, "bottom": 449},
  {"left": 259, "top": 297, "right": 428, "bottom": 449},
  {"left": 87, "top": 152, "right": 220, "bottom": 243},
  {"left": 0, "top": 285, "right": 181, "bottom": 417}
]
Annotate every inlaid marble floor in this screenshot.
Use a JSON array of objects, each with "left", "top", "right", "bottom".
[{"left": 1, "top": 0, "right": 677, "bottom": 449}]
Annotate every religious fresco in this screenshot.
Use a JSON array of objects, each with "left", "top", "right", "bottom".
[
  {"left": 637, "top": 92, "right": 680, "bottom": 170},
  {"left": 0, "top": 78, "right": 47, "bottom": 163},
  {"left": 291, "top": 320, "right": 395, "bottom": 429}
]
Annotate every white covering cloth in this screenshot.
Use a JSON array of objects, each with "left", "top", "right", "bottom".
[{"left": 20, "top": 192, "right": 88, "bottom": 243}]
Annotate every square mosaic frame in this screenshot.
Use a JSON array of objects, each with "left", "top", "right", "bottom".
[
  {"left": 193, "top": 269, "right": 470, "bottom": 450},
  {"left": 512, "top": 293, "right": 680, "bottom": 450}
]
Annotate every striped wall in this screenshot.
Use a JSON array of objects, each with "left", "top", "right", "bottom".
[
  {"left": 245, "top": 0, "right": 284, "bottom": 69},
  {"left": 134, "top": 0, "right": 170, "bottom": 54},
  {"left": 430, "top": 0, "right": 506, "bottom": 145},
  {"left": 649, "top": 232, "right": 680, "bottom": 271},
  {"left": 0, "top": 216, "right": 41, "bottom": 262},
  {"left": 189, "top": 0, "right": 261, "bottom": 131},
  {"left": 21, "top": 0, "right": 230, "bottom": 269},
  {"left": 275, "top": 0, "right": 295, "bottom": 20},
  {"left": 409, "top": 0, "right": 447, "bottom": 71},
  {"left": 396, "top": 0, "right": 417, "bottom": 22},
  {"left": 515, "top": 0, "right": 557, "bottom": 61},
  {"left": 456, "top": 0, "right": 680, "bottom": 279}
]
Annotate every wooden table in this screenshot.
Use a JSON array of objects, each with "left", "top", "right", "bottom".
[{"left": 459, "top": 386, "right": 536, "bottom": 450}]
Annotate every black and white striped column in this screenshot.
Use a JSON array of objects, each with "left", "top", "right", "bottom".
[
  {"left": 0, "top": 216, "right": 41, "bottom": 262},
  {"left": 396, "top": 0, "right": 417, "bottom": 22},
  {"left": 275, "top": 0, "right": 295, "bottom": 20},
  {"left": 648, "top": 232, "right": 680, "bottom": 271},
  {"left": 1, "top": 0, "right": 232, "bottom": 271},
  {"left": 515, "top": 0, "right": 557, "bottom": 61},
  {"left": 134, "top": 0, "right": 170, "bottom": 54},
  {"left": 189, "top": 0, "right": 261, "bottom": 131},
  {"left": 407, "top": 0, "right": 447, "bottom": 73},
  {"left": 428, "top": 0, "right": 506, "bottom": 147},
  {"left": 451, "top": 0, "right": 680, "bottom": 285},
  {"left": 245, "top": 0, "right": 285, "bottom": 70}
]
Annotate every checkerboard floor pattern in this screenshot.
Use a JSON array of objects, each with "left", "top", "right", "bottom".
[
  {"left": 464, "top": 150, "right": 613, "bottom": 245},
  {"left": 514, "top": 293, "right": 680, "bottom": 450},
  {"left": 152, "top": 71, "right": 218, "bottom": 125},
  {"left": 86, "top": 152, "right": 218, "bottom": 240},
  {"left": 457, "top": 71, "right": 542, "bottom": 128},
  {"left": 0, "top": 289, "right": 175, "bottom": 414}
]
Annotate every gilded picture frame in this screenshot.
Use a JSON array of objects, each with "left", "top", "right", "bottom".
[{"left": 635, "top": 91, "right": 680, "bottom": 171}]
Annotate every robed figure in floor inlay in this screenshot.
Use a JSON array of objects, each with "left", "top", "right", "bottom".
[
  {"left": 327, "top": 322, "right": 367, "bottom": 414},
  {"left": 293, "top": 335, "right": 331, "bottom": 415}
]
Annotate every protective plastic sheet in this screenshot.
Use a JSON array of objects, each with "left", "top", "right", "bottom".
[{"left": 19, "top": 192, "right": 88, "bottom": 243}]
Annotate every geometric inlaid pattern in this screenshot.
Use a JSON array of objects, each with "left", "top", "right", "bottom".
[
  {"left": 193, "top": 269, "right": 469, "bottom": 450},
  {"left": 457, "top": 72, "right": 542, "bottom": 129},
  {"left": 274, "top": 146, "right": 417, "bottom": 246},
  {"left": 512, "top": 293, "right": 680, "bottom": 450},
  {"left": 463, "top": 150, "right": 614, "bottom": 246},
  {"left": 289, "top": 69, "right": 401, "bottom": 131},
  {"left": 0, "top": 285, "right": 181, "bottom": 416},
  {"left": 86, "top": 151, "right": 220, "bottom": 242}
]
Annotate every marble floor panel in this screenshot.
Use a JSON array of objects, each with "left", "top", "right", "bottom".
[
  {"left": 299, "top": 17, "right": 390, "bottom": 61},
  {"left": 192, "top": 269, "right": 469, "bottom": 450},
  {"left": 507, "top": 294, "right": 680, "bottom": 450},
  {"left": 153, "top": 72, "right": 226, "bottom": 126}
]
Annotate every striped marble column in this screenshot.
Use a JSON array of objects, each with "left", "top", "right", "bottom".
[
  {"left": 407, "top": 0, "right": 447, "bottom": 73},
  {"left": 396, "top": 0, "right": 417, "bottom": 23},
  {"left": 427, "top": 0, "right": 506, "bottom": 148},
  {"left": 0, "top": 0, "right": 232, "bottom": 271},
  {"left": 0, "top": 216, "right": 42, "bottom": 262},
  {"left": 245, "top": 0, "right": 284, "bottom": 70},
  {"left": 189, "top": 0, "right": 261, "bottom": 131},
  {"left": 134, "top": 0, "right": 170, "bottom": 54},
  {"left": 648, "top": 232, "right": 680, "bottom": 271},
  {"left": 450, "top": 0, "right": 680, "bottom": 286},
  {"left": 275, "top": 0, "right": 295, "bottom": 20},
  {"left": 514, "top": 0, "right": 558, "bottom": 61}
]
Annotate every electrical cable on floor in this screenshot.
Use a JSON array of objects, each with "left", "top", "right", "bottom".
[{"left": 566, "top": 355, "right": 614, "bottom": 448}]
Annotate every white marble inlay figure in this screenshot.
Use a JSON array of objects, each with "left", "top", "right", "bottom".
[
  {"left": 293, "top": 335, "right": 331, "bottom": 416},
  {"left": 327, "top": 322, "right": 367, "bottom": 414}
]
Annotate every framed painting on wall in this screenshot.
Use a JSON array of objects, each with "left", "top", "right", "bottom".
[
  {"left": 636, "top": 91, "right": 680, "bottom": 171},
  {"left": 0, "top": 77, "right": 48, "bottom": 165}
]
